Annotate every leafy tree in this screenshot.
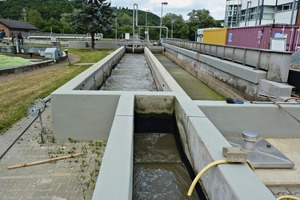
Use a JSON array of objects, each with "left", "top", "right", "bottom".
[
  {"left": 27, "top": 9, "right": 45, "bottom": 29},
  {"left": 65, "top": 0, "right": 114, "bottom": 49},
  {"left": 187, "top": 9, "right": 221, "bottom": 40},
  {"left": 162, "top": 13, "right": 189, "bottom": 39}
]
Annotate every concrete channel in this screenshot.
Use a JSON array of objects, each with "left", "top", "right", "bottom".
[
  {"left": 51, "top": 46, "right": 300, "bottom": 200},
  {"left": 98, "top": 52, "right": 207, "bottom": 199}
]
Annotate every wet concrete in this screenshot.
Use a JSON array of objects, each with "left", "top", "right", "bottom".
[
  {"left": 133, "top": 133, "right": 200, "bottom": 200},
  {"left": 155, "top": 54, "right": 224, "bottom": 100},
  {"left": 101, "top": 54, "right": 157, "bottom": 91}
]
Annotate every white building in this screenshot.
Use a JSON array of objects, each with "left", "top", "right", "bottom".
[
  {"left": 224, "top": 0, "right": 242, "bottom": 27},
  {"left": 224, "top": 0, "right": 299, "bottom": 27}
]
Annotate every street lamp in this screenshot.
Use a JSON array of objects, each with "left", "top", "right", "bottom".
[
  {"left": 160, "top": 2, "right": 168, "bottom": 40},
  {"left": 171, "top": 19, "right": 175, "bottom": 38},
  {"left": 145, "top": 10, "right": 149, "bottom": 26}
]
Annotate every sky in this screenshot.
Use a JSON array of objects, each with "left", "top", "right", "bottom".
[{"left": 110, "top": 0, "right": 226, "bottom": 20}]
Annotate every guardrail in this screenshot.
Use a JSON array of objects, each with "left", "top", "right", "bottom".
[{"left": 164, "top": 39, "right": 292, "bottom": 83}]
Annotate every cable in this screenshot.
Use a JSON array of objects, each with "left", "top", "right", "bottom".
[
  {"left": 187, "top": 159, "right": 254, "bottom": 196},
  {"left": 0, "top": 107, "right": 45, "bottom": 160},
  {"left": 277, "top": 196, "right": 300, "bottom": 200}
]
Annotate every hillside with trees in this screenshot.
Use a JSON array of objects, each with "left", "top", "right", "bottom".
[{"left": 0, "top": 0, "right": 221, "bottom": 40}]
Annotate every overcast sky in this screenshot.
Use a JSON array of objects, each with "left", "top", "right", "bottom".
[{"left": 110, "top": 0, "right": 226, "bottom": 20}]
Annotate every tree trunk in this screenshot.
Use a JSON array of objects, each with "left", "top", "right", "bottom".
[{"left": 91, "top": 32, "right": 95, "bottom": 50}]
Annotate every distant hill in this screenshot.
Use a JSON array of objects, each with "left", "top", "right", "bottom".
[{"left": 0, "top": 0, "right": 160, "bottom": 35}]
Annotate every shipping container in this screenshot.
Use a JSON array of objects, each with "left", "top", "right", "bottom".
[
  {"left": 203, "top": 28, "right": 227, "bottom": 45},
  {"left": 226, "top": 24, "right": 299, "bottom": 52}
]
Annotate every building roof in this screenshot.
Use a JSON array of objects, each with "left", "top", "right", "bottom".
[{"left": 0, "top": 19, "right": 38, "bottom": 30}]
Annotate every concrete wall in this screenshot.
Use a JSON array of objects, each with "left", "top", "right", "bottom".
[
  {"left": 68, "top": 41, "right": 119, "bottom": 49},
  {"left": 93, "top": 93, "right": 134, "bottom": 200},
  {"left": 163, "top": 43, "right": 267, "bottom": 100},
  {"left": 174, "top": 95, "right": 275, "bottom": 200},
  {"left": 144, "top": 47, "right": 185, "bottom": 93},
  {"left": 51, "top": 46, "right": 126, "bottom": 140},
  {"left": 195, "top": 101, "right": 300, "bottom": 138},
  {"left": 164, "top": 39, "right": 292, "bottom": 83},
  {"left": 0, "top": 45, "right": 50, "bottom": 54},
  {"left": 0, "top": 60, "right": 54, "bottom": 75},
  {"left": 93, "top": 93, "right": 276, "bottom": 200}
]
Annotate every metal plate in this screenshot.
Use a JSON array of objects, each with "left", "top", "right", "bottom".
[{"left": 226, "top": 136, "right": 294, "bottom": 169}]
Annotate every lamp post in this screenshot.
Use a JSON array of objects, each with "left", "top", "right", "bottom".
[
  {"left": 145, "top": 10, "right": 149, "bottom": 26},
  {"left": 160, "top": 2, "right": 168, "bottom": 40},
  {"left": 171, "top": 19, "right": 175, "bottom": 38}
]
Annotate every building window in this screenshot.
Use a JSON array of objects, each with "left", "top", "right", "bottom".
[{"left": 277, "top": 3, "right": 292, "bottom": 12}]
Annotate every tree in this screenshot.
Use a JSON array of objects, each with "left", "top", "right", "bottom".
[
  {"left": 162, "top": 13, "right": 189, "bottom": 39},
  {"left": 65, "top": 0, "right": 114, "bottom": 49},
  {"left": 187, "top": 9, "right": 221, "bottom": 41},
  {"left": 27, "top": 9, "right": 45, "bottom": 29}
]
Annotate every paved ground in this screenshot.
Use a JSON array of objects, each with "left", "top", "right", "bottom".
[
  {"left": 0, "top": 54, "right": 105, "bottom": 200},
  {"left": 0, "top": 103, "right": 106, "bottom": 200}
]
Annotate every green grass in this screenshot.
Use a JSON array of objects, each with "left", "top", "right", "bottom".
[
  {"left": 0, "top": 49, "right": 111, "bottom": 134},
  {"left": 68, "top": 48, "right": 113, "bottom": 63},
  {"left": 0, "top": 55, "right": 31, "bottom": 68}
]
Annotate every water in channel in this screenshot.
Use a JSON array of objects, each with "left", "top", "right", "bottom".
[
  {"left": 133, "top": 114, "right": 205, "bottom": 200},
  {"left": 100, "top": 52, "right": 209, "bottom": 199},
  {"left": 101, "top": 53, "right": 157, "bottom": 91}
]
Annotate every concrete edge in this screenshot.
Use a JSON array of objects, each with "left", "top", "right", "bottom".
[
  {"left": 144, "top": 47, "right": 186, "bottom": 93},
  {"left": 0, "top": 60, "right": 54, "bottom": 75},
  {"left": 53, "top": 46, "right": 125, "bottom": 92},
  {"left": 163, "top": 43, "right": 267, "bottom": 84},
  {"left": 174, "top": 95, "right": 275, "bottom": 200},
  {"left": 92, "top": 94, "right": 134, "bottom": 200}
]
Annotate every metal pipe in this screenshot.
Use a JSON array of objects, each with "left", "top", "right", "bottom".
[
  {"left": 289, "top": 27, "right": 294, "bottom": 51},
  {"left": 291, "top": 0, "right": 297, "bottom": 24},
  {"left": 255, "top": 0, "right": 260, "bottom": 25},
  {"left": 160, "top": 2, "right": 168, "bottom": 40},
  {"left": 295, "top": 27, "right": 300, "bottom": 50},
  {"left": 259, "top": 0, "right": 264, "bottom": 25}
]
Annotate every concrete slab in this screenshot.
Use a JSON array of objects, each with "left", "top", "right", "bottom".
[
  {"left": 255, "top": 138, "right": 300, "bottom": 185},
  {"left": 259, "top": 79, "right": 294, "bottom": 99}
]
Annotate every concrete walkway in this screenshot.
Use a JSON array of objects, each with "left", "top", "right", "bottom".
[
  {"left": 0, "top": 52, "right": 104, "bottom": 200},
  {"left": 0, "top": 103, "right": 106, "bottom": 200}
]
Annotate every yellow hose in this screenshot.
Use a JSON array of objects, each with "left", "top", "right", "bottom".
[
  {"left": 283, "top": 97, "right": 300, "bottom": 102},
  {"left": 277, "top": 196, "right": 300, "bottom": 200},
  {"left": 187, "top": 159, "right": 255, "bottom": 196}
]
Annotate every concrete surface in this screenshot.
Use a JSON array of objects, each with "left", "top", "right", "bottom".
[
  {"left": 256, "top": 138, "right": 300, "bottom": 185},
  {"left": 48, "top": 45, "right": 299, "bottom": 200},
  {"left": 195, "top": 101, "right": 300, "bottom": 138},
  {"left": 0, "top": 103, "right": 106, "bottom": 200},
  {"left": 259, "top": 79, "right": 294, "bottom": 99},
  {"left": 92, "top": 94, "right": 134, "bottom": 200}
]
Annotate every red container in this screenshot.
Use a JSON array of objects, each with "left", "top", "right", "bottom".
[{"left": 226, "top": 24, "right": 299, "bottom": 51}]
